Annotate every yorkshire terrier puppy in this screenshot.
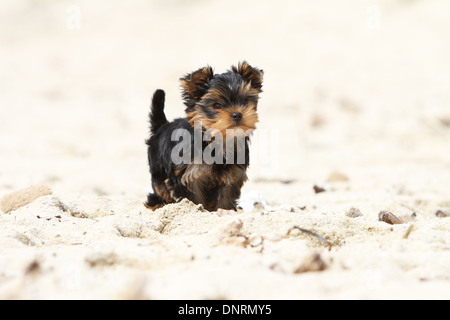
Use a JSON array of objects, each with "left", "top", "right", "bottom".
[{"left": 145, "top": 61, "right": 263, "bottom": 211}]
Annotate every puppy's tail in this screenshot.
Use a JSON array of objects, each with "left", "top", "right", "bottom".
[{"left": 149, "top": 89, "right": 168, "bottom": 134}]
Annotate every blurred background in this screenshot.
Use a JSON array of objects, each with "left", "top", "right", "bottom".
[{"left": 1, "top": 0, "right": 449, "bottom": 205}]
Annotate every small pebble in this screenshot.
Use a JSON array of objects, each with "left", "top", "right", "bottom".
[
  {"left": 327, "top": 171, "right": 349, "bottom": 182},
  {"left": 1, "top": 185, "right": 52, "bottom": 214},
  {"left": 435, "top": 210, "right": 449, "bottom": 218},
  {"left": 378, "top": 210, "right": 404, "bottom": 225},
  {"left": 313, "top": 185, "right": 326, "bottom": 194},
  {"left": 294, "top": 253, "right": 328, "bottom": 273},
  {"left": 346, "top": 207, "right": 363, "bottom": 218}
]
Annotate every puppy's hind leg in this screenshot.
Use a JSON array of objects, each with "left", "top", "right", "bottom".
[{"left": 145, "top": 178, "right": 176, "bottom": 210}]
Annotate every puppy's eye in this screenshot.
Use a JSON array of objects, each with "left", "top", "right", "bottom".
[
  {"left": 242, "top": 98, "right": 249, "bottom": 105},
  {"left": 213, "top": 103, "right": 222, "bottom": 109}
]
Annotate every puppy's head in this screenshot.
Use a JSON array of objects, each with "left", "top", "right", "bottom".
[{"left": 180, "top": 61, "right": 263, "bottom": 136}]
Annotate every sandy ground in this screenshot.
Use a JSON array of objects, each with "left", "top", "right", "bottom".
[{"left": 1, "top": 0, "right": 450, "bottom": 299}]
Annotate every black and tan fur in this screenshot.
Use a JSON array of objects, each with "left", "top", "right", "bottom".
[{"left": 145, "top": 61, "right": 263, "bottom": 211}]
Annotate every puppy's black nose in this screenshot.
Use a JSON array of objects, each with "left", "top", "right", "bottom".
[{"left": 231, "top": 112, "right": 242, "bottom": 122}]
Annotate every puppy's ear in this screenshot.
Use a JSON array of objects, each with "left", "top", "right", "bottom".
[
  {"left": 180, "top": 66, "right": 214, "bottom": 110},
  {"left": 232, "top": 61, "right": 264, "bottom": 92}
]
